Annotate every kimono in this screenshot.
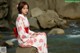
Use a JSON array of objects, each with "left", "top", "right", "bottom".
[{"left": 16, "top": 14, "right": 48, "bottom": 53}]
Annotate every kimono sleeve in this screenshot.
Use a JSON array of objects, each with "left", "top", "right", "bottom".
[{"left": 16, "top": 17, "right": 30, "bottom": 43}]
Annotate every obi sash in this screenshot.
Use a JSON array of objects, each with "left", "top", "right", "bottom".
[{"left": 13, "top": 27, "right": 29, "bottom": 38}]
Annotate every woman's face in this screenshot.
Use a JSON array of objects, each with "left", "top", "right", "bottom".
[{"left": 21, "top": 5, "right": 28, "bottom": 15}]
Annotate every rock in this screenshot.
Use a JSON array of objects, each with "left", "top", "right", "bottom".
[
  {"left": 0, "top": 19, "right": 11, "bottom": 32},
  {"left": 36, "top": 10, "right": 67, "bottom": 29},
  {"left": 5, "top": 38, "right": 17, "bottom": 46},
  {"left": 47, "top": 10, "right": 68, "bottom": 28},
  {"left": 0, "top": 41, "right": 13, "bottom": 48},
  {"left": 0, "top": 0, "right": 8, "bottom": 19},
  {"left": 5, "top": 40, "right": 14, "bottom": 46},
  {"left": 0, "top": 38, "right": 17, "bottom": 47},
  {"left": 48, "top": 0, "right": 56, "bottom": 10},
  {"left": 0, "top": 0, "right": 19, "bottom": 29},
  {"left": 48, "top": 28, "right": 65, "bottom": 35},
  {"left": 0, "top": 19, "right": 10, "bottom": 29},
  {"left": 25, "top": 0, "right": 48, "bottom": 11},
  {"left": 16, "top": 46, "right": 37, "bottom": 53},
  {"left": 31, "top": 7, "right": 45, "bottom": 17},
  {"left": 29, "top": 17, "right": 40, "bottom": 29},
  {"left": 56, "top": 0, "right": 80, "bottom": 19},
  {"left": 0, "top": 34, "right": 3, "bottom": 39},
  {"left": 8, "top": 0, "right": 21, "bottom": 19},
  {"left": 36, "top": 10, "right": 57, "bottom": 28}
]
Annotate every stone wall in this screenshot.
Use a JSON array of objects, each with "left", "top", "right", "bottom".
[{"left": 0, "top": 0, "right": 80, "bottom": 29}]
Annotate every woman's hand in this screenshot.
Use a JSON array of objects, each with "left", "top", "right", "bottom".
[
  {"left": 31, "top": 32, "right": 46, "bottom": 38},
  {"left": 31, "top": 33, "right": 39, "bottom": 38}
]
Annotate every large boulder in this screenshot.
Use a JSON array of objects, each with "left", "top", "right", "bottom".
[
  {"left": 48, "top": 10, "right": 68, "bottom": 28},
  {"left": 29, "top": 17, "right": 40, "bottom": 29},
  {"left": 31, "top": 7, "right": 45, "bottom": 17},
  {"left": 55, "top": 0, "right": 80, "bottom": 19},
  {"left": 25, "top": 0, "right": 48, "bottom": 11},
  {"left": 36, "top": 10, "right": 56, "bottom": 28},
  {"left": 0, "top": 0, "right": 8, "bottom": 19},
  {"left": 48, "top": 28, "right": 65, "bottom": 35},
  {"left": 0, "top": 19, "right": 10, "bottom": 29},
  {"left": 0, "top": 0, "right": 21, "bottom": 30},
  {"left": 36, "top": 9, "right": 67, "bottom": 29}
]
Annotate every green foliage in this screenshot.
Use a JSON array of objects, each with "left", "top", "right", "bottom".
[{"left": 65, "top": 0, "right": 80, "bottom": 2}]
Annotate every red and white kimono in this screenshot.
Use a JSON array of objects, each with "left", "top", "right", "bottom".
[{"left": 16, "top": 14, "right": 48, "bottom": 53}]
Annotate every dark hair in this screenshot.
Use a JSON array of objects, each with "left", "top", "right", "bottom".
[{"left": 17, "top": 1, "right": 29, "bottom": 14}]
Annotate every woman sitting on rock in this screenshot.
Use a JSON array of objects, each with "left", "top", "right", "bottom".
[{"left": 16, "top": 1, "right": 48, "bottom": 53}]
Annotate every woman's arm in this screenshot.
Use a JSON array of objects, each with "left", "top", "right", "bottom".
[
  {"left": 16, "top": 17, "right": 30, "bottom": 43},
  {"left": 23, "top": 17, "right": 35, "bottom": 35}
]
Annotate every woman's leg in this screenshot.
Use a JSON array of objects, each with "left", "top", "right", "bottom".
[{"left": 32, "top": 33, "right": 48, "bottom": 53}]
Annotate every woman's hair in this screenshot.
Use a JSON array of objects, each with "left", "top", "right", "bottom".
[{"left": 17, "top": 1, "right": 29, "bottom": 14}]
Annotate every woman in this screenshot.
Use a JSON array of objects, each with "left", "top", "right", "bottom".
[{"left": 16, "top": 1, "right": 48, "bottom": 53}]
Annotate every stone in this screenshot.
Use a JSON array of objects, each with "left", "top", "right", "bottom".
[
  {"left": 0, "top": 19, "right": 10, "bottom": 29},
  {"left": 48, "top": 0, "right": 56, "bottom": 10},
  {"left": 25, "top": 0, "right": 48, "bottom": 11},
  {"left": 0, "top": 0, "right": 8, "bottom": 19},
  {"left": 5, "top": 40, "right": 14, "bottom": 46},
  {"left": 5, "top": 38, "right": 17, "bottom": 46},
  {"left": 29, "top": 17, "right": 40, "bottom": 29},
  {"left": 36, "top": 10, "right": 57, "bottom": 28},
  {"left": 36, "top": 10, "right": 67, "bottom": 29},
  {"left": 0, "top": 19, "right": 11, "bottom": 31},
  {"left": 47, "top": 10, "right": 68, "bottom": 28},
  {"left": 16, "top": 46, "right": 37, "bottom": 53},
  {"left": 7, "top": 0, "right": 21, "bottom": 19},
  {"left": 0, "top": 34, "right": 3, "bottom": 39},
  {"left": 0, "top": 41, "right": 13, "bottom": 48},
  {"left": 48, "top": 28, "right": 65, "bottom": 35},
  {"left": 31, "top": 7, "right": 45, "bottom": 17},
  {"left": 56, "top": 0, "right": 80, "bottom": 19}
]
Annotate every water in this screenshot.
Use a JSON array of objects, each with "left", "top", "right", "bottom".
[
  {"left": 48, "top": 20, "right": 80, "bottom": 53},
  {"left": 0, "top": 20, "right": 80, "bottom": 53},
  {"left": 48, "top": 34, "right": 80, "bottom": 53}
]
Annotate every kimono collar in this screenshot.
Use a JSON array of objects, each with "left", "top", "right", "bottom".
[{"left": 18, "top": 14, "right": 27, "bottom": 18}]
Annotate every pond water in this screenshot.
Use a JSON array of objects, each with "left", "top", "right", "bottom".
[{"left": 0, "top": 20, "right": 80, "bottom": 53}]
